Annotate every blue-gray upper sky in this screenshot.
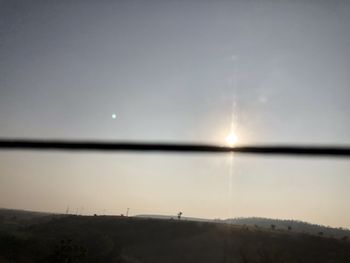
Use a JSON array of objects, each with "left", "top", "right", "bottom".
[{"left": 1, "top": 0, "right": 350, "bottom": 227}]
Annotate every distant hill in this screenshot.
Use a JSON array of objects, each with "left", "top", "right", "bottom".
[
  {"left": 136, "top": 214, "right": 350, "bottom": 239},
  {"left": 226, "top": 217, "right": 350, "bottom": 239},
  {"left": 2, "top": 208, "right": 349, "bottom": 239},
  {"left": 136, "top": 214, "right": 212, "bottom": 222},
  {"left": 0, "top": 208, "right": 54, "bottom": 219},
  {"left": 1, "top": 210, "right": 350, "bottom": 262}
]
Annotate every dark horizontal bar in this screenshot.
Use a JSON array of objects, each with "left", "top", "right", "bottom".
[{"left": 0, "top": 139, "right": 350, "bottom": 158}]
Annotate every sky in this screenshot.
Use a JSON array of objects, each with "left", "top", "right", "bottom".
[{"left": 1, "top": 0, "right": 350, "bottom": 228}]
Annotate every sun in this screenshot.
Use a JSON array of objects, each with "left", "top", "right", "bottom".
[{"left": 225, "top": 132, "right": 238, "bottom": 146}]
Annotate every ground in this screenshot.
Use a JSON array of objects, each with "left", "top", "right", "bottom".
[{"left": 0, "top": 209, "right": 350, "bottom": 263}]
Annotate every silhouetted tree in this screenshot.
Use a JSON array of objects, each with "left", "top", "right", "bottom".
[{"left": 177, "top": 212, "right": 182, "bottom": 220}]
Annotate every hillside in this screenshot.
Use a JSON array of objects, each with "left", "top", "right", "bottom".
[
  {"left": 136, "top": 214, "right": 350, "bottom": 239},
  {"left": 227, "top": 217, "right": 350, "bottom": 239},
  {"left": 1, "top": 209, "right": 350, "bottom": 262}
]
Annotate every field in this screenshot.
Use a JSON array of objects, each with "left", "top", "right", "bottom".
[{"left": 0, "top": 209, "right": 350, "bottom": 263}]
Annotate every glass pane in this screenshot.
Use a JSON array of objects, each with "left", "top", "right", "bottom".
[{"left": 1, "top": 1, "right": 350, "bottom": 262}]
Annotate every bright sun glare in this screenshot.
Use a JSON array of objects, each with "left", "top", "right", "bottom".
[{"left": 225, "top": 132, "right": 238, "bottom": 146}]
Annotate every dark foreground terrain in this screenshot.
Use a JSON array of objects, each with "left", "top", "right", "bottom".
[{"left": 0, "top": 209, "right": 350, "bottom": 263}]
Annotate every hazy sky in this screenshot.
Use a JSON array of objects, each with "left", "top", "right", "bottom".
[{"left": 1, "top": 0, "right": 350, "bottom": 227}]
